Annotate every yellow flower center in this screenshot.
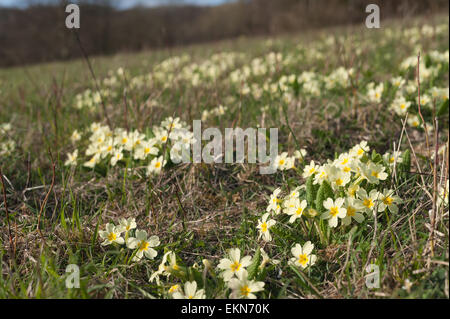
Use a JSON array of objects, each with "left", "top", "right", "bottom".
[
  {"left": 144, "top": 147, "right": 151, "bottom": 154},
  {"left": 343, "top": 166, "right": 351, "bottom": 173},
  {"left": 230, "top": 261, "right": 241, "bottom": 272},
  {"left": 122, "top": 138, "right": 128, "bottom": 144},
  {"left": 168, "top": 285, "right": 179, "bottom": 294},
  {"left": 348, "top": 187, "right": 357, "bottom": 196},
  {"left": 279, "top": 159, "right": 285, "bottom": 165},
  {"left": 108, "top": 232, "right": 117, "bottom": 241},
  {"left": 341, "top": 158, "right": 348, "bottom": 165},
  {"left": 298, "top": 253, "right": 309, "bottom": 266},
  {"left": 335, "top": 178, "right": 343, "bottom": 186},
  {"left": 330, "top": 206, "right": 339, "bottom": 217},
  {"left": 363, "top": 198, "right": 374, "bottom": 208},
  {"left": 261, "top": 222, "right": 268, "bottom": 232},
  {"left": 347, "top": 206, "right": 356, "bottom": 217},
  {"left": 309, "top": 167, "right": 316, "bottom": 174},
  {"left": 383, "top": 196, "right": 393, "bottom": 205},
  {"left": 138, "top": 240, "right": 149, "bottom": 252},
  {"left": 296, "top": 207, "right": 303, "bottom": 216},
  {"left": 240, "top": 285, "right": 251, "bottom": 297},
  {"left": 371, "top": 171, "right": 379, "bottom": 178},
  {"left": 357, "top": 149, "right": 364, "bottom": 155},
  {"left": 155, "top": 162, "right": 161, "bottom": 168}
]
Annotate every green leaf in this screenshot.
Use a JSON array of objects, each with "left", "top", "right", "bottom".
[
  {"left": 306, "top": 175, "right": 317, "bottom": 208},
  {"left": 371, "top": 150, "right": 382, "bottom": 164},
  {"left": 247, "top": 248, "right": 261, "bottom": 280},
  {"left": 315, "top": 180, "right": 333, "bottom": 212},
  {"left": 437, "top": 99, "right": 449, "bottom": 117},
  {"left": 401, "top": 149, "right": 411, "bottom": 179}
]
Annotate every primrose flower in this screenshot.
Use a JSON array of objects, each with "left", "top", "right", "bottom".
[
  {"left": 322, "top": 197, "right": 347, "bottom": 228},
  {"left": 383, "top": 151, "right": 403, "bottom": 167},
  {"left": 302, "top": 160, "right": 319, "bottom": 179},
  {"left": 289, "top": 241, "right": 317, "bottom": 269},
  {"left": 350, "top": 141, "right": 370, "bottom": 159},
  {"left": 130, "top": 130, "right": 146, "bottom": 149},
  {"left": 274, "top": 152, "right": 295, "bottom": 171},
  {"left": 347, "top": 183, "right": 360, "bottom": 198},
  {"left": 0, "top": 123, "right": 11, "bottom": 133},
  {"left": 257, "top": 213, "right": 276, "bottom": 242},
  {"left": 228, "top": 270, "right": 265, "bottom": 299},
  {"left": 134, "top": 140, "right": 158, "bottom": 160},
  {"left": 100, "top": 140, "right": 115, "bottom": 158},
  {"left": 391, "top": 76, "right": 405, "bottom": 88},
  {"left": 70, "top": 130, "right": 81, "bottom": 143},
  {"left": 111, "top": 148, "right": 124, "bottom": 166},
  {"left": 287, "top": 187, "right": 301, "bottom": 199},
  {"left": 168, "top": 284, "right": 181, "bottom": 295},
  {"left": 377, "top": 189, "right": 401, "bottom": 213},
  {"left": 149, "top": 251, "right": 178, "bottom": 284},
  {"left": 416, "top": 94, "right": 431, "bottom": 108},
  {"left": 126, "top": 230, "right": 160, "bottom": 261},
  {"left": 259, "top": 248, "right": 280, "bottom": 270},
  {"left": 267, "top": 188, "right": 282, "bottom": 215},
  {"left": 154, "top": 128, "right": 169, "bottom": 145},
  {"left": 161, "top": 116, "right": 183, "bottom": 132},
  {"left": 83, "top": 154, "right": 100, "bottom": 168},
  {"left": 328, "top": 166, "right": 351, "bottom": 190},
  {"left": 285, "top": 199, "right": 307, "bottom": 223},
  {"left": 163, "top": 251, "right": 181, "bottom": 274},
  {"left": 366, "top": 82, "right": 384, "bottom": 103},
  {"left": 437, "top": 180, "right": 449, "bottom": 208},
  {"left": 390, "top": 96, "right": 411, "bottom": 116},
  {"left": 99, "top": 223, "right": 124, "bottom": 246},
  {"left": 313, "top": 165, "right": 329, "bottom": 185},
  {"left": 172, "top": 281, "right": 206, "bottom": 299},
  {"left": 334, "top": 153, "right": 353, "bottom": 173},
  {"left": 64, "top": 149, "right": 78, "bottom": 166},
  {"left": 342, "top": 197, "right": 365, "bottom": 226},
  {"left": 294, "top": 148, "right": 307, "bottom": 162},
  {"left": 407, "top": 114, "right": 421, "bottom": 128},
  {"left": 217, "top": 248, "right": 252, "bottom": 282},
  {"left": 361, "top": 161, "right": 388, "bottom": 184},
  {"left": 118, "top": 217, "right": 137, "bottom": 234},
  {"left": 115, "top": 131, "right": 134, "bottom": 151},
  {"left": 147, "top": 155, "right": 167, "bottom": 175},
  {"left": 355, "top": 188, "right": 381, "bottom": 214}
]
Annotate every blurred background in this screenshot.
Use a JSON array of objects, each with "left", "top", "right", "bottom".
[{"left": 0, "top": 0, "right": 448, "bottom": 67}]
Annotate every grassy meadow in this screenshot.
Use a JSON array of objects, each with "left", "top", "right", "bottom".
[{"left": 0, "top": 14, "right": 448, "bottom": 299}]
